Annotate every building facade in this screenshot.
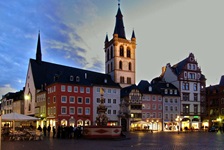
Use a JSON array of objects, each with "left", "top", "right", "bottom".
[
  {"left": 162, "top": 53, "right": 206, "bottom": 130},
  {"left": 104, "top": 4, "right": 136, "bottom": 88}
]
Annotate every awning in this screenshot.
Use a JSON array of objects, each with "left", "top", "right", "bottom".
[
  {"left": 192, "top": 118, "right": 199, "bottom": 122},
  {"left": 182, "top": 118, "right": 190, "bottom": 122}
]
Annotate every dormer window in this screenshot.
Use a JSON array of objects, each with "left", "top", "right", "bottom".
[
  {"left": 148, "top": 86, "right": 152, "bottom": 92},
  {"left": 76, "top": 76, "right": 80, "bottom": 82},
  {"left": 70, "top": 75, "right": 74, "bottom": 81},
  {"left": 165, "top": 89, "right": 168, "bottom": 94},
  {"left": 104, "top": 79, "right": 107, "bottom": 83}
]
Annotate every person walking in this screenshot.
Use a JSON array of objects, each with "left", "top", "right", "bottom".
[
  {"left": 53, "top": 126, "right": 56, "bottom": 138},
  {"left": 37, "top": 125, "right": 42, "bottom": 132},
  {"left": 43, "top": 125, "right": 47, "bottom": 137},
  {"left": 47, "top": 125, "right": 51, "bottom": 137}
]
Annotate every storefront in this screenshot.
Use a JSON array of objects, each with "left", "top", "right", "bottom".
[{"left": 181, "top": 118, "right": 190, "bottom": 130}]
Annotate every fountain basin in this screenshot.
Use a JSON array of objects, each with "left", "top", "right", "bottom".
[{"left": 83, "top": 126, "right": 122, "bottom": 139}]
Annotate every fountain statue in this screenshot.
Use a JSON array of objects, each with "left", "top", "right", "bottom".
[{"left": 83, "top": 88, "right": 122, "bottom": 139}]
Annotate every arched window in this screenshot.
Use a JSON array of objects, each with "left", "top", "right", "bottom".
[
  {"left": 107, "top": 50, "right": 109, "bottom": 61},
  {"left": 120, "top": 46, "right": 124, "bottom": 57},
  {"left": 110, "top": 47, "right": 113, "bottom": 59},
  {"left": 108, "top": 64, "right": 110, "bottom": 73},
  {"left": 129, "top": 62, "right": 132, "bottom": 71},
  {"left": 127, "top": 48, "right": 131, "bottom": 58},
  {"left": 111, "top": 62, "right": 113, "bottom": 71},
  {"left": 119, "top": 61, "right": 122, "bottom": 69}
]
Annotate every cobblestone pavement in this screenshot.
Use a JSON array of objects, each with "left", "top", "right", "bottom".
[{"left": 2, "top": 131, "right": 224, "bottom": 150}]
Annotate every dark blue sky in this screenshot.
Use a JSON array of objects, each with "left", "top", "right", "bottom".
[{"left": 1, "top": 0, "right": 224, "bottom": 96}]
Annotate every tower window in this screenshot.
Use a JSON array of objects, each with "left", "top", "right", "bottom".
[
  {"left": 111, "top": 62, "right": 113, "bottom": 71},
  {"left": 120, "top": 76, "right": 124, "bottom": 83},
  {"left": 127, "top": 48, "right": 131, "bottom": 58},
  {"left": 120, "top": 46, "right": 124, "bottom": 57},
  {"left": 107, "top": 50, "right": 109, "bottom": 61},
  {"left": 128, "top": 62, "right": 132, "bottom": 71},
  {"left": 110, "top": 47, "right": 113, "bottom": 59},
  {"left": 119, "top": 61, "right": 122, "bottom": 69},
  {"left": 107, "top": 64, "right": 110, "bottom": 73},
  {"left": 127, "top": 77, "right": 131, "bottom": 84}
]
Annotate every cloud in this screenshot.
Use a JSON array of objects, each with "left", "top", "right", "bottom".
[{"left": 0, "top": 84, "right": 17, "bottom": 98}]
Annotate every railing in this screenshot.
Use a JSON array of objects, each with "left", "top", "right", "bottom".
[{"left": 180, "top": 112, "right": 201, "bottom": 116}]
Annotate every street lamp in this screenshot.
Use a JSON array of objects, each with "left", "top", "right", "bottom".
[{"left": 176, "top": 116, "right": 182, "bottom": 134}]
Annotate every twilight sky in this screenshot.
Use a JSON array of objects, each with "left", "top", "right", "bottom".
[{"left": 1, "top": 0, "right": 224, "bottom": 97}]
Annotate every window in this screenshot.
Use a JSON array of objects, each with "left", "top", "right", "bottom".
[
  {"left": 96, "top": 87, "right": 100, "bottom": 93},
  {"left": 119, "top": 61, "right": 122, "bottom": 69},
  {"left": 78, "top": 107, "right": 83, "bottom": 115},
  {"left": 127, "top": 48, "right": 131, "bottom": 58},
  {"left": 170, "top": 114, "right": 173, "bottom": 120},
  {"left": 142, "top": 104, "right": 145, "bottom": 109},
  {"left": 183, "top": 104, "right": 190, "bottom": 114},
  {"left": 152, "top": 96, "right": 156, "bottom": 101},
  {"left": 194, "top": 105, "right": 198, "bottom": 114},
  {"left": 113, "top": 110, "right": 116, "bottom": 114},
  {"left": 69, "top": 96, "right": 75, "bottom": 103},
  {"left": 74, "top": 86, "right": 78, "bottom": 93},
  {"left": 70, "top": 75, "right": 74, "bottom": 81},
  {"left": 111, "top": 62, "right": 113, "bottom": 71},
  {"left": 78, "top": 97, "right": 83, "bottom": 104},
  {"left": 194, "top": 93, "right": 198, "bottom": 101},
  {"left": 110, "top": 47, "right": 113, "bottom": 58},
  {"left": 165, "top": 106, "right": 168, "bottom": 111},
  {"left": 128, "top": 62, "right": 132, "bottom": 71},
  {"left": 189, "top": 73, "right": 195, "bottom": 79},
  {"left": 127, "top": 77, "right": 131, "bottom": 84},
  {"left": 170, "top": 90, "right": 173, "bottom": 94},
  {"left": 165, "top": 114, "right": 168, "bottom": 119},
  {"left": 113, "top": 89, "right": 116, "bottom": 94},
  {"left": 182, "top": 83, "right": 189, "bottom": 90},
  {"left": 152, "top": 104, "right": 156, "bottom": 110},
  {"left": 85, "top": 97, "right": 90, "bottom": 104},
  {"left": 48, "top": 97, "right": 50, "bottom": 104},
  {"left": 120, "top": 76, "right": 124, "bottom": 83},
  {"left": 53, "top": 96, "right": 56, "bottom": 103},
  {"left": 85, "top": 108, "right": 90, "bottom": 115},
  {"left": 107, "top": 50, "right": 109, "bottom": 61},
  {"left": 86, "top": 87, "right": 90, "bottom": 93},
  {"left": 80, "top": 87, "right": 84, "bottom": 93},
  {"left": 108, "top": 109, "right": 111, "bottom": 114},
  {"left": 158, "top": 113, "right": 162, "bottom": 118},
  {"left": 170, "top": 106, "right": 173, "bottom": 111},
  {"left": 165, "top": 98, "right": 168, "bottom": 103},
  {"left": 61, "top": 107, "right": 67, "bottom": 114},
  {"left": 113, "top": 99, "right": 116, "bottom": 104},
  {"left": 165, "top": 89, "right": 168, "bottom": 94},
  {"left": 221, "top": 98, "right": 224, "bottom": 104},
  {"left": 142, "top": 113, "right": 146, "bottom": 118},
  {"left": 158, "top": 104, "right": 162, "bottom": 110},
  {"left": 97, "top": 98, "right": 100, "bottom": 103},
  {"left": 70, "top": 107, "right": 75, "bottom": 114},
  {"left": 108, "top": 99, "right": 111, "bottom": 103},
  {"left": 120, "top": 46, "right": 124, "bottom": 56},
  {"left": 61, "top": 96, "right": 67, "bottom": 103},
  {"left": 175, "top": 106, "right": 178, "bottom": 111},
  {"left": 108, "top": 89, "right": 111, "bottom": 94},
  {"left": 174, "top": 90, "right": 177, "bottom": 95},
  {"left": 76, "top": 76, "right": 80, "bottom": 82},
  {"left": 193, "top": 83, "right": 197, "bottom": 91},
  {"left": 61, "top": 85, "right": 65, "bottom": 92},
  {"left": 147, "top": 113, "right": 150, "bottom": 118},
  {"left": 183, "top": 93, "right": 189, "bottom": 101},
  {"left": 158, "top": 96, "right": 162, "bottom": 101},
  {"left": 175, "top": 99, "right": 177, "bottom": 103},
  {"left": 67, "top": 86, "right": 72, "bottom": 92},
  {"left": 170, "top": 99, "right": 173, "bottom": 103}
]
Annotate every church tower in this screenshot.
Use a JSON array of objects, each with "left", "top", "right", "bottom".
[{"left": 104, "top": 3, "right": 136, "bottom": 88}]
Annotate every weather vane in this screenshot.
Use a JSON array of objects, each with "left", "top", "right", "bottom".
[{"left": 118, "top": 0, "right": 120, "bottom": 7}]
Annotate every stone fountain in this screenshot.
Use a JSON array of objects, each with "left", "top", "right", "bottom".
[{"left": 83, "top": 88, "right": 122, "bottom": 139}]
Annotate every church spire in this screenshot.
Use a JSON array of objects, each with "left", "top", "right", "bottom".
[
  {"left": 36, "top": 31, "right": 42, "bottom": 62},
  {"left": 131, "top": 29, "right": 136, "bottom": 39},
  {"left": 113, "top": 1, "right": 126, "bottom": 39},
  {"left": 105, "top": 33, "right": 109, "bottom": 43}
]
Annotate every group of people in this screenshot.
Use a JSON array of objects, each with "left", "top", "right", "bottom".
[{"left": 37, "top": 125, "right": 82, "bottom": 139}]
